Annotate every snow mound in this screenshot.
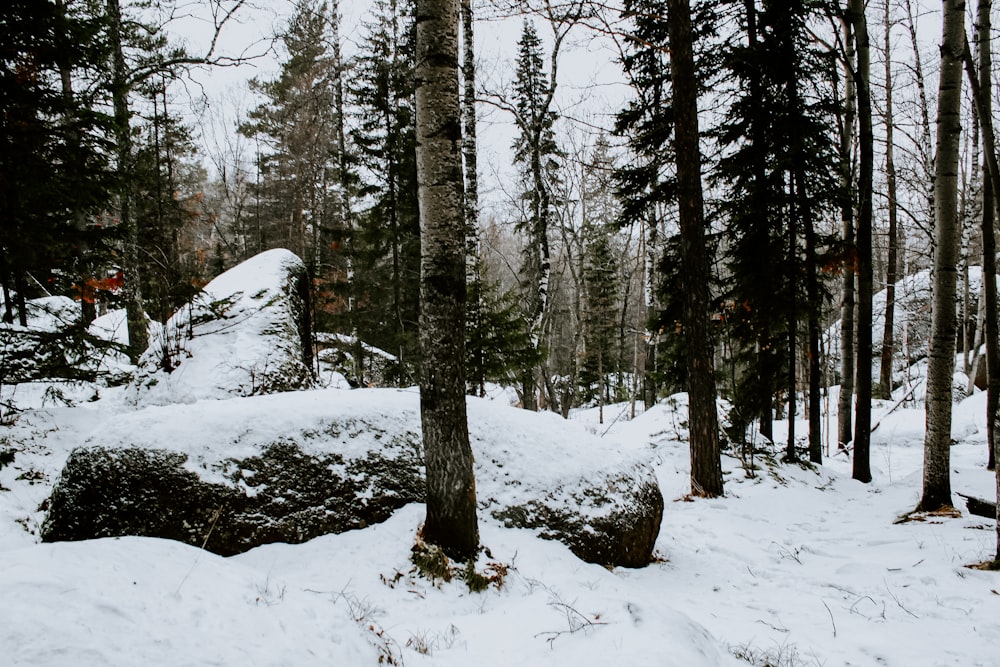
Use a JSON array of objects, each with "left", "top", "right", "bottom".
[
  {"left": 42, "top": 388, "right": 662, "bottom": 566},
  {"left": 127, "top": 249, "right": 314, "bottom": 405}
]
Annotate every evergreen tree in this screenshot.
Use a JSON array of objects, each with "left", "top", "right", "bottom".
[
  {"left": 349, "top": 0, "right": 420, "bottom": 384},
  {"left": 0, "top": 0, "right": 115, "bottom": 326},
  {"left": 132, "top": 83, "right": 209, "bottom": 335},
  {"left": 712, "top": 0, "right": 840, "bottom": 456},
  {"left": 511, "top": 18, "right": 561, "bottom": 410},
  {"left": 240, "top": 0, "right": 347, "bottom": 266}
]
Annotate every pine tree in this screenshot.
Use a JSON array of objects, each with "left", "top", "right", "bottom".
[
  {"left": 511, "top": 18, "right": 561, "bottom": 410},
  {"left": 240, "top": 0, "right": 345, "bottom": 265},
  {"left": 349, "top": 0, "right": 420, "bottom": 384},
  {"left": 0, "top": 0, "right": 115, "bottom": 326},
  {"left": 712, "top": 0, "right": 840, "bottom": 458}
]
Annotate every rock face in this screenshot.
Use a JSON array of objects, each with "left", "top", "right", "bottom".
[
  {"left": 128, "top": 249, "right": 314, "bottom": 405},
  {"left": 40, "top": 390, "right": 662, "bottom": 567}
]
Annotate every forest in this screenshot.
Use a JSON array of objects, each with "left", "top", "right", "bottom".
[{"left": 3, "top": 0, "right": 1000, "bottom": 663}]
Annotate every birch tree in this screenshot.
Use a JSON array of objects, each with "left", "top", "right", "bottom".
[
  {"left": 918, "top": 0, "right": 964, "bottom": 512},
  {"left": 415, "top": 0, "right": 479, "bottom": 560}
]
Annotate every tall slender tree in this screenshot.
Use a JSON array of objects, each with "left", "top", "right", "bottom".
[
  {"left": 667, "top": 0, "right": 723, "bottom": 497},
  {"left": 837, "top": 10, "right": 857, "bottom": 449},
  {"left": 849, "top": 0, "right": 873, "bottom": 483},
  {"left": 415, "top": 0, "right": 478, "bottom": 561},
  {"left": 511, "top": 18, "right": 561, "bottom": 410},
  {"left": 350, "top": 0, "right": 420, "bottom": 383},
  {"left": 918, "top": 0, "right": 964, "bottom": 512},
  {"left": 878, "top": 0, "right": 901, "bottom": 402}
]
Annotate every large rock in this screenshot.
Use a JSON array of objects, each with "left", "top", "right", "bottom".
[
  {"left": 127, "top": 249, "right": 314, "bottom": 405},
  {"left": 41, "top": 389, "right": 662, "bottom": 567}
]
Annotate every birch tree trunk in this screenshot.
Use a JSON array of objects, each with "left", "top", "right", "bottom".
[
  {"left": 919, "top": 0, "right": 964, "bottom": 512},
  {"left": 667, "top": 0, "right": 723, "bottom": 498},
  {"left": 837, "top": 12, "right": 857, "bottom": 449},
  {"left": 415, "top": 0, "right": 479, "bottom": 560}
]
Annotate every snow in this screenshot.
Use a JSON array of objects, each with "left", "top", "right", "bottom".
[
  {"left": 3, "top": 383, "right": 997, "bottom": 666},
  {"left": 3, "top": 281, "right": 1000, "bottom": 664},
  {"left": 127, "top": 248, "right": 312, "bottom": 406}
]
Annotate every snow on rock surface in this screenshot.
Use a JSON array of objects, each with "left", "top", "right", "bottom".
[
  {"left": 127, "top": 248, "right": 314, "bottom": 405},
  {"left": 40, "top": 389, "right": 662, "bottom": 567}
]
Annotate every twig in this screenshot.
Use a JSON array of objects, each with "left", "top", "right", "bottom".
[
  {"left": 883, "top": 578, "right": 920, "bottom": 619},
  {"left": 821, "top": 599, "right": 837, "bottom": 638},
  {"left": 535, "top": 600, "right": 608, "bottom": 646},
  {"left": 201, "top": 506, "right": 224, "bottom": 550}
]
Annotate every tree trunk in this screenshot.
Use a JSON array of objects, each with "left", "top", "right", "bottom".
[
  {"left": 850, "top": 0, "right": 873, "bottom": 483},
  {"left": 838, "top": 11, "right": 857, "bottom": 449},
  {"left": 973, "top": 0, "right": 1000, "bottom": 477},
  {"left": 805, "top": 207, "right": 822, "bottom": 463},
  {"left": 667, "top": 0, "right": 723, "bottom": 498},
  {"left": 107, "top": 0, "right": 148, "bottom": 363},
  {"left": 461, "top": 0, "right": 483, "bottom": 396},
  {"left": 415, "top": 0, "right": 478, "bottom": 561},
  {"left": 962, "top": 0, "right": 1000, "bottom": 553},
  {"left": 878, "top": 0, "right": 900, "bottom": 400},
  {"left": 919, "top": 0, "right": 964, "bottom": 512}
]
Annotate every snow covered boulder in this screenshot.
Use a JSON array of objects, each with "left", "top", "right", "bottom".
[
  {"left": 40, "top": 389, "right": 662, "bottom": 567},
  {"left": 128, "top": 249, "right": 314, "bottom": 405}
]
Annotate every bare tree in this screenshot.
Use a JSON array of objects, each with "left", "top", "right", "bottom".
[
  {"left": 878, "top": 0, "right": 901, "bottom": 402},
  {"left": 848, "top": 0, "right": 873, "bottom": 483}
]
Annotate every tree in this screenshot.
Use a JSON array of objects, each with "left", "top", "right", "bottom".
[
  {"left": 877, "top": 0, "right": 901, "bottom": 402},
  {"left": 710, "top": 0, "right": 839, "bottom": 459},
  {"left": 849, "top": 0, "right": 873, "bottom": 483},
  {"left": 105, "top": 0, "right": 253, "bottom": 362},
  {"left": 667, "top": 0, "right": 723, "bottom": 497},
  {"left": 971, "top": 0, "right": 1000, "bottom": 475},
  {"left": 414, "top": 0, "right": 478, "bottom": 561},
  {"left": 961, "top": 0, "right": 1000, "bottom": 553},
  {"left": 837, "top": 8, "right": 857, "bottom": 450},
  {"left": 510, "top": 18, "right": 561, "bottom": 410},
  {"left": 0, "top": 0, "right": 114, "bottom": 327},
  {"left": 349, "top": 0, "right": 420, "bottom": 384},
  {"left": 240, "top": 0, "right": 345, "bottom": 268},
  {"left": 918, "top": 0, "right": 964, "bottom": 512}
]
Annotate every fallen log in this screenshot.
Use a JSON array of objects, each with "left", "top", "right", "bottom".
[{"left": 958, "top": 492, "right": 997, "bottom": 519}]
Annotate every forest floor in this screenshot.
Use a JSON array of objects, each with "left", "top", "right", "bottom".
[{"left": 0, "top": 380, "right": 997, "bottom": 666}]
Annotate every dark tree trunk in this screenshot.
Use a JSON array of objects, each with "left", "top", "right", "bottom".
[
  {"left": 838, "top": 12, "right": 857, "bottom": 449},
  {"left": 108, "top": 0, "right": 148, "bottom": 363},
  {"left": 850, "top": 0, "right": 873, "bottom": 483},
  {"left": 972, "top": 0, "right": 1000, "bottom": 477},
  {"left": 667, "top": 0, "right": 723, "bottom": 498},
  {"left": 962, "top": 0, "right": 1000, "bottom": 554},
  {"left": 415, "top": 0, "right": 479, "bottom": 561},
  {"left": 805, "top": 210, "right": 822, "bottom": 463},
  {"left": 878, "top": 0, "right": 900, "bottom": 401}
]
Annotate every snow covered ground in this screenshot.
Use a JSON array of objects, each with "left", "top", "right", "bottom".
[{"left": 1, "top": 380, "right": 998, "bottom": 665}]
